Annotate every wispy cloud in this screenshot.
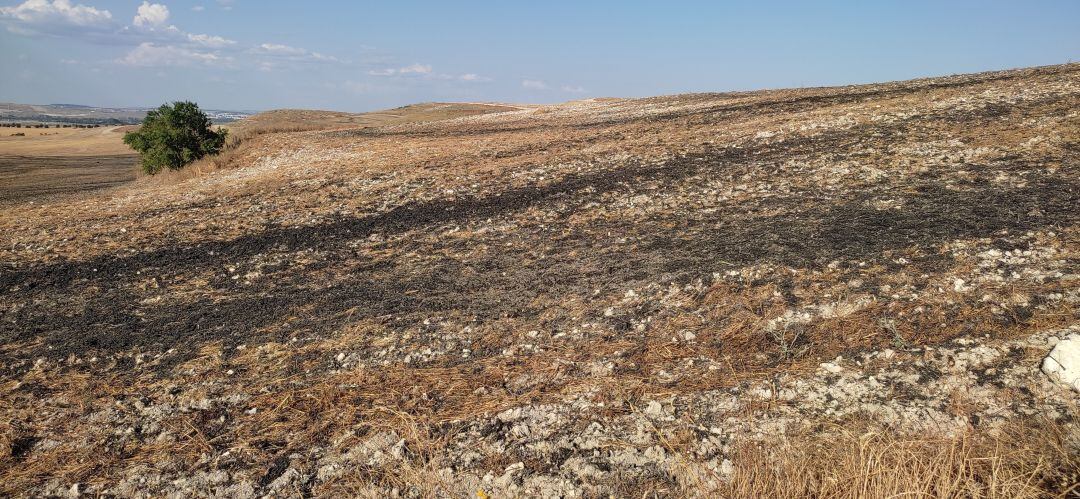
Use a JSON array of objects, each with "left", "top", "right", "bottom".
[
  {"left": 257, "top": 42, "right": 307, "bottom": 56},
  {"left": 399, "top": 63, "right": 432, "bottom": 74},
  {"left": 2, "top": 0, "right": 240, "bottom": 55},
  {"left": 368, "top": 63, "right": 432, "bottom": 76},
  {"left": 0, "top": 0, "right": 336, "bottom": 71},
  {"left": 522, "top": 79, "right": 547, "bottom": 90},
  {"left": 117, "top": 42, "right": 230, "bottom": 67},
  {"left": 458, "top": 73, "right": 491, "bottom": 82},
  {"left": 523, "top": 80, "right": 587, "bottom": 93},
  {"left": 187, "top": 32, "right": 235, "bottom": 48},
  {"left": 254, "top": 42, "right": 341, "bottom": 66},
  {"left": 2, "top": 0, "right": 488, "bottom": 88},
  {"left": 369, "top": 64, "right": 489, "bottom": 83}
]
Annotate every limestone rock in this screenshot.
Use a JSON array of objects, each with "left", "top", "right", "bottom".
[{"left": 1042, "top": 334, "right": 1080, "bottom": 392}]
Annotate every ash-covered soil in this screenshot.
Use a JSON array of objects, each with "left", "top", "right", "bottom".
[{"left": 1, "top": 64, "right": 1079, "bottom": 497}]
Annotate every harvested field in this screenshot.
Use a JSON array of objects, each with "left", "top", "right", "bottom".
[
  {"left": 0, "top": 125, "right": 134, "bottom": 156},
  {"left": 0, "top": 125, "right": 140, "bottom": 203},
  {"left": 1, "top": 64, "right": 1079, "bottom": 497},
  {"left": 0, "top": 154, "right": 139, "bottom": 203}
]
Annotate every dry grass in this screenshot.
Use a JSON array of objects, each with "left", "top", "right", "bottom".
[
  {"left": 277, "top": 416, "right": 1080, "bottom": 498},
  {"left": 0, "top": 125, "right": 132, "bottom": 156},
  {"left": 142, "top": 102, "right": 522, "bottom": 183},
  {"left": 1, "top": 64, "right": 1078, "bottom": 497},
  {"left": 719, "top": 418, "right": 1080, "bottom": 499}
]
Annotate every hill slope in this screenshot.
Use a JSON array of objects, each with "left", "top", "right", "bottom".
[{"left": 1, "top": 65, "right": 1078, "bottom": 497}]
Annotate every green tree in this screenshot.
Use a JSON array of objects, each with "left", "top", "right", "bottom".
[{"left": 123, "top": 101, "right": 227, "bottom": 175}]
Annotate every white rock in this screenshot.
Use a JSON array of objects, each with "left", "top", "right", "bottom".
[
  {"left": 719, "top": 458, "right": 734, "bottom": 477},
  {"left": 819, "top": 362, "right": 843, "bottom": 374},
  {"left": 1042, "top": 334, "right": 1080, "bottom": 392},
  {"left": 644, "top": 400, "right": 664, "bottom": 418}
]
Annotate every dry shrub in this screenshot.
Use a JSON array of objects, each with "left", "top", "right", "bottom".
[{"left": 720, "top": 418, "right": 1080, "bottom": 499}]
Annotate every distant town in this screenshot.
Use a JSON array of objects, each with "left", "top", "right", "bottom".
[{"left": 0, "top": 102, "right": 253, "bottom": 126}]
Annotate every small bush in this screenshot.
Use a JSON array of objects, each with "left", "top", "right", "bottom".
[{"left": 123, "top": 101, "right": 227, "bottom": 175}]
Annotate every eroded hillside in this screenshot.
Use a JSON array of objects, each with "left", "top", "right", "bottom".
[{"left": 1, "top": 64, "right": 1078, "bottom": 497}]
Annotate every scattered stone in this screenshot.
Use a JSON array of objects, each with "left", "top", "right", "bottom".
[{"left": 1042, "top": 334, "right": 1080, "bottom": 392}]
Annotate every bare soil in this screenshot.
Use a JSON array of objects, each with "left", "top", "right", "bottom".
[{"left": 0, "top": 154, "right": 138, "bottom": 203}]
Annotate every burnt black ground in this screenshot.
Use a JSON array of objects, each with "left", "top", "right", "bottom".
[
  {"left": 1, "top": 104, "right": 1077, "bottom": 372},
  {"left": 2, "top": 65, "right": 1080, "bottom": 498}
]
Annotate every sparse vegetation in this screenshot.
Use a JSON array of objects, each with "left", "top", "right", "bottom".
[
  {"left": 122, "top": 101, "right": 227, "bottom": 175},
  {"left": 1, "top": 64, "right": 1078, "bottom": 497},
  {"left": 721, "top": 418, "right": 1080, "bottom": 498}
]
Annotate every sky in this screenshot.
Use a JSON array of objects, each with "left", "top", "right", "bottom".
[{"left": 1, "top": 1, "right": 1078, "bottom": 112}]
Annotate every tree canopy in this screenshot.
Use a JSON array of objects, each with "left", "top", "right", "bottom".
[{"left": 123, "top": 101, "right": 227, "bottom": 175}]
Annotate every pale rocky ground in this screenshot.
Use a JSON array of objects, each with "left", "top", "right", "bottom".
[{"left": 1, "top": 64, "right": 1078, "bottom": 497}]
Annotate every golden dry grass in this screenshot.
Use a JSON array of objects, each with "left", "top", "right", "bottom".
[
  {"left": 0, "top": 64, "right": 1078, "bottom": 497},
  {"left": 140, "top": 102, "right": 522, "bottom": 184},
  {"left": 285, "top": 416, "right": 1080, "bottom": 498},
  {"left": 720, "top": 418, "right": 1080, "bottom": 499},
  {"left": 0, "top": 125, "right": 132, "bottom": 156}
]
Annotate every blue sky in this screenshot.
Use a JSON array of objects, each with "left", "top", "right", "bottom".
[{"left": 1, "top": 1, "right": 1078, "bottom": 112}]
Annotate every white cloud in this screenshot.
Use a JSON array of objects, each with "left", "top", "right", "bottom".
[
  {"left": 425, "top": 70, "right": 492, "bottom": 82},
  {"left": 258, "top": 42, "right": 307, "bottom": 56},
  {"left": 561, "top": 85, "right": 586, "bottom": 93},
  {"left": 118, "top": 42, "right": 227, "bottom": 67},
  {"left": 0, "top": 1, "right": 356, "bottom": 74},
  {"left": 191, "top": 5, "right": 205, "bottom": 12},
  {"left": 522, "top": 79, "right": 547, "bottom": 90},
  {"left": 398, "top": 63, "right": 431, "bottom": 74},
  {"left": 368, "top": 63, "right": 434, "bottom": 77},
  {"left": 0, "top": 0, "right": 113, "bottom": 33},
  {"left": 459, "top": 73, "right": 491, "bottom": 82},
  {"left": 310, "top": 51, "right": 338, "bottom": 62},
  {"left": 187, "top": 32, "right": 235, "bottom": 47},
  {"left": 253, "top": 42, "right": 341, "bottom": 67},
  {"left": 1, "top": 0, "right": 240, "bottom": 57},
  {"left": 132, "top": 1, "right": 168, "bottom": 27}
]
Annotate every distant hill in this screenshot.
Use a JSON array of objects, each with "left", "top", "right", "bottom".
[
  {"left": 0, "top": 102, "right": 253, "bottom": 125},
  {"left": 232, "top": 102, "right": 522, "bottom": 133}
]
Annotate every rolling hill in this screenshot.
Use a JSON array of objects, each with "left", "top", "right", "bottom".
[{"left": 1, "top": 64, "right": 1078, "bottom": 497}]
